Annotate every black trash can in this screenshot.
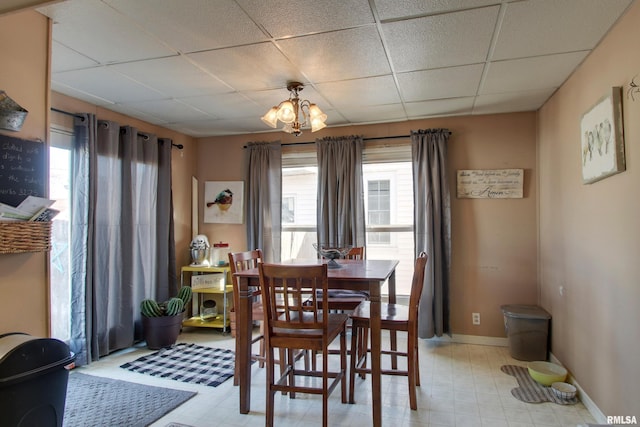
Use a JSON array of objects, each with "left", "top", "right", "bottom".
[
  {"left": 501, "top": 305, "right": 551, "bottom": 361},
  {"left": 0, "top": 332, "right": 75, "bottom": 427}
]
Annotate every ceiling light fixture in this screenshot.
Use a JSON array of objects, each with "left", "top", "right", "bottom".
[{"left": 261, "top": 82, "right": 327, "bottom": 136}]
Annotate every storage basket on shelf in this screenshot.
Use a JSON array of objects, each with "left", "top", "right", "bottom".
[{"left": 0, "top": 222, "right": 52, "bottom": 254}]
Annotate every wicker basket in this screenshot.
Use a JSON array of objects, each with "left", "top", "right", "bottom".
[{"left": 0, "top": 221, "right": 52, "bottom": 254}]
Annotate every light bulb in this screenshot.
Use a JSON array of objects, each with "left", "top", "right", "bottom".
[
  {"left": 261, "top": 107, "right": 278, "bottom": 128},
  {"left": 277, "top": 101, "right": 296, "bottom": 124},
  {"left": 311, "top": 117, "right": 327, "bottom": 132}
]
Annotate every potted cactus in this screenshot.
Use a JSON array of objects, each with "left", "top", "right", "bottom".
[{"left": 141, "top": 286, "right": 192, "bottom": 349}]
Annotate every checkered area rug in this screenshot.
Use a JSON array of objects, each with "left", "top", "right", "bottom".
[{"left": 120, "top": 343, "right": 236, "bottom": 387}]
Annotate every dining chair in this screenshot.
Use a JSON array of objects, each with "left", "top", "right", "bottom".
[
  {"left": 348, "top": 251, "right": 428, "bottom": 410},
  {"left": 229, "top": 250, "right": 277, "bottom": 385},
  {"left": 259, "top": 262, "right": 348, "bottom": 427},
  {"left": 318, "top": 246, "right": 369, "bottom": 311}
]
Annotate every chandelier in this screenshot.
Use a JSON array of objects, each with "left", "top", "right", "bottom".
[{"left": 261, "top": 82, "right": 327, "bottom": 136}]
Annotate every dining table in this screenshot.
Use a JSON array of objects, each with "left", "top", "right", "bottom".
[{"left": 233, "top": 258, "right": 399, "bottom": 427}]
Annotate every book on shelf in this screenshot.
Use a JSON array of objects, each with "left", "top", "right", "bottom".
[{"left": 29, "top": 207, "right": 60, "bottom": 222}]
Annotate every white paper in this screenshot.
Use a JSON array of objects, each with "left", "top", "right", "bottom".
[{"left": 17, "top": 196, "right": 55, "bottom": 216}]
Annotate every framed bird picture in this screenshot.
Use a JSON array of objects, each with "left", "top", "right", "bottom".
[{"left": 204, "top": 181, "right": 244, "bottom": 224}]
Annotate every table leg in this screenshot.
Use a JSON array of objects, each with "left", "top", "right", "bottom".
[
  {"left": 369, "top": 280, "right": 382, "bottom": 427},
  {"left": 237, "top": 276, "right": 253, "bottom": 414},
  {"left": 388, "top": 271, "right": 398, "bottom": 370}
]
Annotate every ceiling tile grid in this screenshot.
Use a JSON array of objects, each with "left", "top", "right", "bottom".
[{"left": 36, "top": 0, "right": 635, "bottom": 137}]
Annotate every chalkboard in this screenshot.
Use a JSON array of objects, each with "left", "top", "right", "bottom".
[{"left": 0, "top": 134, "right": 46, "bottom": 207}]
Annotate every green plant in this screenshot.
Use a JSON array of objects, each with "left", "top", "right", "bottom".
[{"left": 141, "top": 286, "right": 192, "bottom": 317}]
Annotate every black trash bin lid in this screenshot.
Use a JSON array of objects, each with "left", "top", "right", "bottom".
[
  {"left": 501, "top": 304, "right": 551, "bottom": 320},
  {"left": 0, "top": 332, "right": 74, "bottom": 384}
]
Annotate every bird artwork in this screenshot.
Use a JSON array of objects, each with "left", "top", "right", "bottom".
[{"left": 207, "top": 189, "right": 233, "bottom": 211}]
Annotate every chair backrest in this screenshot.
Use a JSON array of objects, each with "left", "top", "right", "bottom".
[
  {"left": 258, "top": 263, "right": 329, "bottom": 337},
  {"left": 345, "top": 246, "right": 364, "bottom": 260},
  {"left": 408, "top": 252, "right": 428, "bottom": 324},
  {"left": 229, "top": 249, "right": 263, "bottom": 304}
]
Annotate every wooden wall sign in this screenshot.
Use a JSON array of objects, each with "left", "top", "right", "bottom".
[{"left": 457, "top": 169, "right": 523, "bottom": 199}]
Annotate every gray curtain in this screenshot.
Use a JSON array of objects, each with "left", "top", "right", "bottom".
[
  {"left": 316, "top": 136, "right": 366, "bottom": 247},
  {"left": 70, "top": 115, "right": 176, "bottom": 365},
  {"left": 411, "top": 129, "right": 451, "bottom": 338},
  {"left": 245, "top": 141, "right": 282, "bottom": 262}
]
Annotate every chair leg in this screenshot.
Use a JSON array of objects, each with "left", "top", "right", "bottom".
[
  {"left": 266, "top": 347, "right": 275, "bottom": 427},
  {"left": 340, "top": 327, "right": 347, "bottom": 404},
  {"left": 259, "top": 321, "right": 265, "bottom": 368},
  {"left": 407, "top": 328, "right": 418, "bottom": 410},
  {"left": 348, "top": 322, "right": 359, "bottom": 404}
]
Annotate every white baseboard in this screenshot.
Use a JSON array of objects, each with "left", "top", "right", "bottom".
[
  {"left": 427, "top": 334, "right": 509, "bottom": 347},
  {"left": 549, "top": 352, "right": 606, "bottom": 424}
]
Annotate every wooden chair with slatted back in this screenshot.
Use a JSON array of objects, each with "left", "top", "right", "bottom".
[
  {"left": 319, "top": 246, "right": 369, "bottom": 311},
  {"left": 348, "top": 251, "right": 428, "bottom": 410},
  {"left": 259, "top": 262, "right": 348, "bottom": 427},
  {"left": 229, "top": 250, "right": 270, "bottom": 385}
]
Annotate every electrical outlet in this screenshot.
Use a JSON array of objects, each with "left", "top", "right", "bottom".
[{"left": 472, "top": 312, "right": 480, "bottom": 325}]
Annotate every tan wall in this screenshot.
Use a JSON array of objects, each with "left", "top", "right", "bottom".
[
  {"left": 538, "top": 1, "right": 640, "bottom": 417},
  {"left": 197, "top": 112, "right": 538, "bottom": 338},
  {"left": 0, "top": 10, "right": 50, "bottom": 337}
]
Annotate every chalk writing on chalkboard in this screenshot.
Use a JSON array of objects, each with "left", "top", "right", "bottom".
[{"left": 0, "top": 134, "right": 46, "bottom": 207}]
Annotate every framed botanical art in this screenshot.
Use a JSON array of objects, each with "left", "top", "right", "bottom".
[
  {"left": 580, "top": 87, "right": 625, "bottom": 184},
  {"left": 204, "top": 181, "right": 244, "bottom": 224}
]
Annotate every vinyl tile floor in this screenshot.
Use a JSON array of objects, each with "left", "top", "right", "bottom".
[{"left": 71, "top": 328, "right": 598, "bottom": 427}]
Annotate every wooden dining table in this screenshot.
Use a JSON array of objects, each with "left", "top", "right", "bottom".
[{"left": 233, "top": 258, "right": 399, "bottom": 427}]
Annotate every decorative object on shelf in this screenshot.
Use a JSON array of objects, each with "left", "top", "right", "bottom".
[
  {"left": 580, "top": 86, "right": 625, "bottom": 184},
  {"left": 0, "top": 90, "right": 28, "bottom": 132},
  {"left": 210, "top": 241, "right": 230, "bottom": 266},
  {"left": 261, "top": 82, "right": 327, "bottom": 136},
  {"left": 189, "top": 234, "right": 210, "bottom": 266},
  {"left": 312, "top": 243, "right": 352, "bottom": 269},
  {"left": 204, "top": 181, "right": 244, "bottom": 224},
  {"left": 199, "top": 299, "right": 218, "bottom": 321},
  {"left": 140, "top": 286, "right": 192, "bottom": 349},
  {"left": 0, "top": 221, "right": 52, "bottom": 254}
]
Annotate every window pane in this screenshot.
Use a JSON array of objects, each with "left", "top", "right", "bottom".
[{"left": 49, "top": 145, "right": 72, "bottom": 342}]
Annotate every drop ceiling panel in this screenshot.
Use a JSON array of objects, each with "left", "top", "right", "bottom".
[
  {"left": 316, "top": 76, "right": 401, "bottom": 108},
  {"left": 51, "top": 41, "right": 99, "bottom": 73},
  {"left": 473, "top": 88, "right": 557, "bottom": 115},
  {"left": 382, "top": 6, "right": 500, "bottom": 72},
  {"left": 39, "top": 0, "right": 176, "bottom": 64},
  {"left": 373, "top": 0, "right": 499, "bottom": 21},
  {"left": 481, "top": 51, "right": 589, "bottom": 94},
  {"left": 179, "top": 93, "right": 265, "bottom": 120},
  {"left": 237, "top": 0, "right": 374, "bottom": 38},
  {"left": 276, "top": 26, "right": 391, "bottom": 82},
  {"left": 405, "top": 97, "right": 475, "bottom": 118},
  {"left": 52, "top": 68, "right": 166, "bottom": 103},
  {"left": 109, "top": 56, "right": 231, "bottom": 98},
  {"left": 103, "top": 0, "right": 268, "bottom": 52},
  {"left": 339, "top": 103, "right": 406, "bottom": 123},
  {"left": 188, "top": 43, "right": 305, "bottom": 92},
  {"left": 124, "top": 99, "right": 213, "bottom": 123},
  {"left": 492, "top": 0, "right": 635, "bottom": 60},
  {"left": 397, "top": 64, "right": 485, "bottom": 102}
]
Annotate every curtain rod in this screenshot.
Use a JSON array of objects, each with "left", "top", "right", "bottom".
[
  {"left": 243, "top": 131, "right": 451, "bottom": 148},
  {"left": 50, "top": 107, "right": 183, "bottom": 150}
]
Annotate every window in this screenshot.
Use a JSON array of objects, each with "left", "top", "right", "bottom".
[
  {"left": 281, "top": 141, "right": 415, "bottom": 295},
  {"left": 49, "top": 125, "right": 73, "bottom": 342},
  {"left": 367, "top": 180, "right": 391, "bottom": 244},
  {"left": 282, "top": 195, "right": 295, "bottom": 224}
]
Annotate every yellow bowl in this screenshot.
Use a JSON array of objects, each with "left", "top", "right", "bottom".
[{"left": 527, "top": 361, "right": 567, "bottom": 386}]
